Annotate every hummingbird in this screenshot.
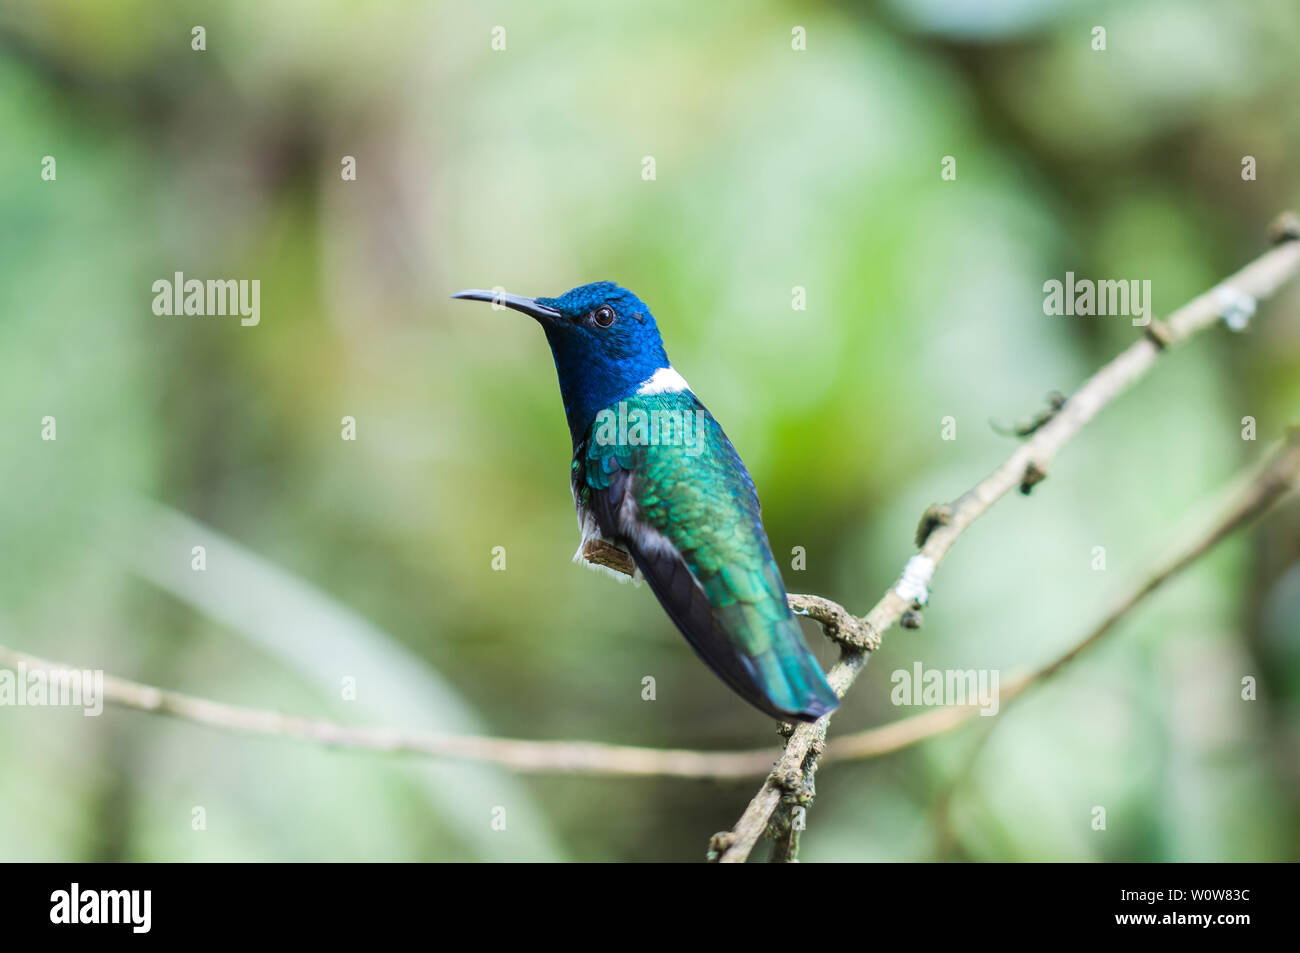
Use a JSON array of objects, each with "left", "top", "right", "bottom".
[{"left": 452, "top": 282, "right": 838, "bottom": 722}]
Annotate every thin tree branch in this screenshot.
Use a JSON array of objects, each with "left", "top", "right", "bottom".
[
  {"left": 827, "top": 427, "right": 1300, "bottom": 761},
  {"left": 713, "top": 222, "right": 1300, "bottom": 863},
  {"left": 0, "top": 645, "right": 775, "bottom": 778}
]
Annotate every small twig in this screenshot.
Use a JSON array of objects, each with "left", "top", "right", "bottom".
[
  {"left": 989, "top": 391, "right": 1067, "bottom": 438},
  {"left": 914, "top": 504, "right": 953, "bottom": 548},
  {"left": 788, "top": 593, "right": 878, "bottom": 650},
  {"left": 577, "top": 538, "right": 638, "bottom": 576}
]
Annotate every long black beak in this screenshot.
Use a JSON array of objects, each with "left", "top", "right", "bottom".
[{"left": 451, "top": 289, "right": 562, "bottom": 322}]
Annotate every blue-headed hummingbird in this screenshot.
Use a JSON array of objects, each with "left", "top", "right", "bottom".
[{"left": 453, "top": 283, "right": 838, "bottom": 722}]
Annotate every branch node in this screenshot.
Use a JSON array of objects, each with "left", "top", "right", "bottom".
[
  {"left": 788, "top": 593, "right": 878, "bottom": 650},
  {"left": 1019, "top": 461, "right": 1048, "bottom": 495},
  {"left": 991, "top": 391, "right": 1068, "bottom": 439},
  {"left": 1268, "top": 211, "right": 1300, "bottom": 245},
  {"left": 772, "top": 764, "right": 805, "bottom": 792},
  {"left": 1144, "top": 319, "right": 1174, "bottom": 349},
  {"left": 915, "top": 503, "right": 953, "bottom": 547},
  {"left": 706, "top": 831, "right": 737, "bottom": 861}
]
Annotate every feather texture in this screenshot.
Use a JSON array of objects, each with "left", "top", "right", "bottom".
[{"left": 574, "top": 390, "right": 838, "bottom": 721}]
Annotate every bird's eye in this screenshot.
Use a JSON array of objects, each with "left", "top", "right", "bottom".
[{"left": 592, "top": 306, "right": 616, "bottom": 328}]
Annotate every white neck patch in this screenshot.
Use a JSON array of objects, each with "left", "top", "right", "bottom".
[{"left": 637, "top": 366, "right": 691, "bottom": 395}]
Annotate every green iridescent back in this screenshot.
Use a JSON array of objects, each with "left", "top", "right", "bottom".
[{"left": 577, "top": 391, "right": 834, "bottom": 716}]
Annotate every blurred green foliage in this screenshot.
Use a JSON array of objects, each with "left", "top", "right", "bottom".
[{"left": 1, "top": 0, "right": 1298, "bottom": 861}]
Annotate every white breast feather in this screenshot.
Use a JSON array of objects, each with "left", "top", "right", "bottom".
[{"left": 636, "top": 366, "right": 691, "bottom": 395}]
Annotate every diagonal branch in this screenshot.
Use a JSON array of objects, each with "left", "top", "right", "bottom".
[
  {"left": 825, "top": 428, "right": 1300, "bottom": 762},
  {"left": 711, "top": 219, "right": 1300, "bottom": 863}
]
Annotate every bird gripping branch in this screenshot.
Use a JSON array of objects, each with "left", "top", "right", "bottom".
[{"left": 453, "top": 282, "right": 838, "bottom": 722}]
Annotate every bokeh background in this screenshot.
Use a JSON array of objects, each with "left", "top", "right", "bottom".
[{"left": 2, "top": 0, "right": 1298, "bottom": 862}]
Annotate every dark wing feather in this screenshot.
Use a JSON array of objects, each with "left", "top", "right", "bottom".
[{"left": 575, "top": 394, "right": 838, "bottom": 722}]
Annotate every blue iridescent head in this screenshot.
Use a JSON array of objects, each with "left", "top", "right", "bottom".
[{"left": 452, "top": 281, "right": 671, "bottom": 443}]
